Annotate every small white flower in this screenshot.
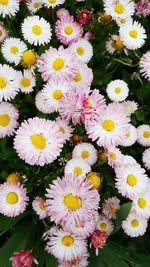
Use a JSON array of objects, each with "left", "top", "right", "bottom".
[{"left": 106, "top": 79, "right": 129, "bottom": 102}]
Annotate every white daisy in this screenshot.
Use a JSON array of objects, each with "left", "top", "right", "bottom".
[
  {"left": 32, "top": 197, "right": 48, "bottom": 220},
  {"left": 106, "top": 79, "right": 129, "bottom": 102},
  {"left": 142, "top": 148, "right": 150, "bottom": 171},
  {"left": 70, "top": 38, "right": 93, "bottom": 63},
  {"left": 71, "top": 62, "right": 93, "bottom": 88},
  {"left": 115, "top": 163, "right": 149, "bottom": 199},
  {"left": 120, "top": 100, "right": 138, "bottom": 116},
  {"left": 106, "top": 35, "right": 118, "bottom": 55},
  {"left": 104, "top": 0, "right": 135, "bottom": 20},
  {"left": 35, "top": 91, "right": 53, "bottom": 114},
  {"left": 42, "top": 0, "right": 65, "bottom": 8},
  {"left": 41, "top": 78, "right": 71, "bottom": 112},
  {"left": 0, "top": 102, "right": 19, "bottom": 138},
  {"left": 1, "top": 37, "right": 27, "bottom": 65},
  {"left": 55, "top": 117, "right": 73, "bottom": 143},
  {"left": 119, "top": 21, "right": 146, "bottom": 50},
  {"left": 122, "top": 210, "right": 148, "bottom": 237},
  {"left": 137, "top": 125, "right": 150, "bottom": 147},
  {"left": 0, "top": 0, "right": 19, "bottom": 18},
  {"left": 27, "top": 0, "right": 43, "bottom": 13},
  {"left": 45, "top": 228, "right": 87, "bottom": 262},
  {"left": 72, "top": 143, "right": 97, "bottom": 166},
  {"left": 96, "top": 214, "right": 114, "bottom": 235},
  {"left": 106, "top": 146, "right": 123, "bottom": 168},
  {"left": 64, "top": 158, "right": 91, "bottom": 177},
  {"left": 21, "top": 15, "right": 52, "bottom": 46},
  {"left": 18, "top": 69, "right": 36, "bottom": 94},
  {"left": 0, "top": 64, "right": 19, "bottom": 102},
  {"left": 132, "top": 190, "right": 150, "bottom": 219},
  {"left": 123, "top": 125, "right": 137, "bottom": 147}
]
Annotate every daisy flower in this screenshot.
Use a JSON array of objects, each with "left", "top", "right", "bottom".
[
  {"left": 22, "top": 50, "right": 37, "bottom": 68},
  {"left": 41, "top": 78, "right": 71, "bottom": 112},
  {"left": 1, "top": 37, "right": 27, "bottom": 65},
  {"left": 139, "top": 51, "right": 150, "bottom": 82},
  {"left": 0, "top": 64, "right": 19, "bottom": 101},
  {"left": 32, "top": 197, "right": 48, "bottom": 220},
  {"left": 104, "top": 0, "right": 135, "bottom": 20},
  {"left": 6, "top": 173, "right": 20, "bottom": 184},
  {"left": 135, "top": 0, "right": 150, "bottom": 17},
  {"left": 106, "top": 146, "right": 123, "bottom": 168},
  {"left": 42, "top": 0, "right": 65, "bottom": 9},
  {"left": 96, "top": 214, "right": 114, "bottom": 235},
  {"left": 122, "top": 210, "right": 148, "bottom": 237},
  {"left": 0, "top": 0, "right": 19, "bottom": 18},
  {"left": 35, "top": 91, "right": 53, "bottom": 114},
  {"left": 21, "top": 15, "right": 52, "bottom": 46},
  {"left": 58, "top": 253, "right": 89, "bottom": 267},
  {"left": 137, "top": 124, "right": 150, "bottom": 147},
  {"left": 55, "top": 117, "right": 73, "bottom": 143},
  {"left": 85, "top": 103, "right": 130, "bottom": 147},
  {"left": 38, "top": 46, "right": 78, "bottom": 82},
  {"left": 142, "top": 148, "right": 150, "bottom": 170},
  {"left": 14, "top": 117, "right": 64, "bottom": 166},
  {"left": 55, "top": 15, "right": 83, "bottom": 45},
  {"left": 0, "top": 182, "right": 28, "bottom": 217},
  {"left": 46, "top": 174, "right": 99, "bottom": 227},
  {"left": 106, "top": 35, "right": 118, "bottom": 55},
  {"left": 102, "top": 197, "right": 120, "bottom": 220},
  {"left": 132, "top": 190, "right": 150, "bottom": 219},
  {"left": 26, "top": 0, "right": 43, "bottom": 13},
  {"left": 69, "top": 38, "right": 93, "bottom": 63},
  {"left": 122, "top": 155, "right": 137, "bottom": 167},
  {"left": 56, "top": 8, "right": 70, "bottom": 19},
  {"left": 18, "top": 69, "right": 36, "bottom": 93},
  {"left": 115, "top": 163, "right": 149, "bottom": 199},
  {"left": 71, "top": 61, "right": 93, "bottom": 88},
  {"left": 0, "top": 102, "right": 19, "bottom": 138},
  {"left": 72, "top": 143, "right": 97, "bottom": 166},
  {"left": 120, "top": 100, "right": 138, "bottom": 116},
  {"left": 64, "top": 158, "right": 91, "bottom": 177},
  {"left": 86, "top": 172, "right": 101, "bottom": 190},
  {"left": 0, "top": 24, "right": 8, "bottom": 43},
  {"left": 123, "top": 125, "right": 137, "bottom": 146},
  {"left": 45, "top": 228, "right": 87, "bottom": 262},
  {"left": 119, "top": 21, "right": 146, "bottom": 50},
  {"left": 106, "top": 79, "right": 129, "bottom": 102}
]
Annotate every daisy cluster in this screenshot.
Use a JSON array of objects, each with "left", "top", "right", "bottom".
[{"left": 0, "top": 0, "right": 150, "bottom": 266}]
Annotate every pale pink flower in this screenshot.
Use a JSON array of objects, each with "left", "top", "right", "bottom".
[
  {"left": 32, "top": 197, "right": 48, "bottom": 220},
  {"left": 135, "top": 0, "right": 150, "bottom": 17},
  {"left": 139, "top": 51, "right": 150, "bottom": 82},
  {"left": 102, "top": 197, "right": 120, "bottom": 220},
  {"left": 56, "top": 8, "right": 70, "bottom": 19}
]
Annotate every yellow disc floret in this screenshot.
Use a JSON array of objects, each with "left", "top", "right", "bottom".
[
  {"left": 31, "top": 134, "right": 46, "bottom": 149},
  {"left": 102, "top": 120, "right": 115, "bottom": 131},
  {"left": 127, "top": 175, "right": 137, "bottom": 186},
  {"left": 7, "top": 192, "right": 18, "bottom": 204},
  {"left": 62, "top": 235, "right": 74, "bottom": 246},
  {"left": 64, "top": 194, "right": 81, "bottom": 210},
  {"left": 0, "top": 114, "right": 10, "bottom": 127},
  {"left": 22, "top": 51, "right": 36, "bottom": 67},
  {"left": 74, "top": 167, "right": 82, "bottom": 176},
  {"left": 86, "top": 172, "right": 101, "bottom": 189}
]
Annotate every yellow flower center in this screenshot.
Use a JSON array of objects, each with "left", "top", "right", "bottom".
[
  {"left": 109, "top": 151, "right": 117, "bottom": 161},
  {"left": 38, "top": 202, "right": 45, "bottom": 210},
  {"left": 114, "top": 87, "right": 121, "bottom": 93},
  {"left": 76, "top": 47, "right": 85, "bottom": 56},
  {"left": 0, "top": 114, "right": 10, "bottom": 127},
  {"left": 127, "top": 175, "right": 137, "bottom": 186},
  {"left": 59, "top": 126, "right": 65, "bottom": 134},
  {"left": 0, "top": 0, "right": 8, "bottom": 5},
  {"left": 102, "top": 120, "right": 115, "bottom": 131},
  {"left": 81, "top": 150, "right": 89, "bottom": 159},
  {"left": 138, "top": 198, "right": 147, "bottom": 209},
  {"left": 53, "top": 58, "right": 65, "bottom": 71},
  {"left": 143, "top": 131, "right": 150, "bottom": 138},
  {"left": 64, "top": 194, "right": 81, "bottom": 210},
  {"left": 74, "top": 73, "right": 82, "bottom": 82},
  {"left": 10, "top": 46, "right": 19, "bottom": 54},
  {"left": 33, "top": 2, "right": 40, "bottom": 8},
  {"left": 129, "top": 30, "right": 138, "bottom": 38},
  {"left": 131, "top": 219, "right": 139, "bottom": 227},
  {"left": 31, "top": 134, "right": 46, "bottom": 150},
  {"left": 74, "top": 167, "right": 82, "bottom": 175},
  {"left": 86, "top": 172, "right": 101, "bottom": 189},
  {"left": 111, "top": 207, "right": 117, "bottom": 215},
  {"left": 100, "top": 222, "right": 108, "bottom": 231},
  {"left": 62, "top": 235, "right": 74, "bottom": 246},
  {"left": 126, "top": 132, "right": 130, "bottom": 138},
  {"left": 115, "top": 3, "right": 125, "bottom": 14},
  {"left": 22, "top": 51, "right": 36, "bottom": 67},
  {"left": 0, "top": 76, "right": 7, "bottom": 89},
  {"left": 120, "top": 18, "right": 126, "bottom": 24},
  {"left": 115, "top": 38, "right": 124, "bottom": 49},
  {"left": 52, "top": 89, "right": 63, "bottom": 100},
  {"left": 83, "top": 12, "right": 88, "bottom": 18},
  {"left": 21, "top": 77, "right": 31, "bottom": 88},
  {"left": 7, "top": 173, "right": 20, "bottom": 183},
  {"left": 65, "top": 26, "right": 73, "bottom": 35},
  {"left": 32, "top": 25, "right": 42, "bottom": 35},
  {"left": 0, "top": 30, "right": 2, "bottom": 36},
  {"left": 49, "top": 0, "right": 56, "bottom": 3},
  {"left": 7, "top": 192, "right": 18, "bottom": 204}
]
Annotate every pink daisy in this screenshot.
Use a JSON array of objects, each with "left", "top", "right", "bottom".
[
  {"left": 0, "top": 182, "right": 28, "bottom": 217},
  {"left": 46, "top": 174, "right": 100, "bottom": 228},
  {"left": 0, "top": 102, "right": 19, "bottom": 138},
  {"left": 55, "top": 116, "right": 73, "bottom": 143},
  {"left": 85, "top": 103, "right": 130, "bottom": 147},
  {"left": 102, "top": 197, "right": 120, "bottom": 220},
  {"left": 32, "top": 197, "right": 48, "bottom": 220},
  {"left": 139, "top": 51, "right": 150, "bottom": 82},
  {"left": 70, "top": 61, "right": 93, "bottom": 88},
  {"left": 14, "top": 117, "right": 64, "bottom": 166},
  {"left": 105, "top": 146, "right": 123, "bottom": 169},
  {"left": 56, "top": 8, "right": 70, "bottom": 19},
  {"left": 58, "top": 252, "right": 89, "bottom": 267},
  {"left": 135, "top": 0, "right": 150, "bottom": 17},
  {"left": 55, "top": 15, "right": 83, "bottom": 45},
  {"left": 37, "top": 46, "right": 78, "bottom": 82}
]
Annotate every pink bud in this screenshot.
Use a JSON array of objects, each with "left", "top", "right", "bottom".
[
  {"left": 91, "top": 230, "right": 108, "bottom": 249},
  {"left": 76, "top": 10, "right": 93, "bottom": 25},
  {"left": 10, "top": 250, "right": 35, "bottom": 267},
  {"left": 56, "top": 8, "right": 70, "bottom": 19},
  {"left": 84, "top": 32, "right": 92, "bottom": 41}
]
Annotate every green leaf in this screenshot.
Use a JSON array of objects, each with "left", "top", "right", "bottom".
[
  {"left": 46, "top": 254, "right": 57, "bottom": 267},
  {"left": 112, "top": 202, "right": 132, "bottom": 234}
]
